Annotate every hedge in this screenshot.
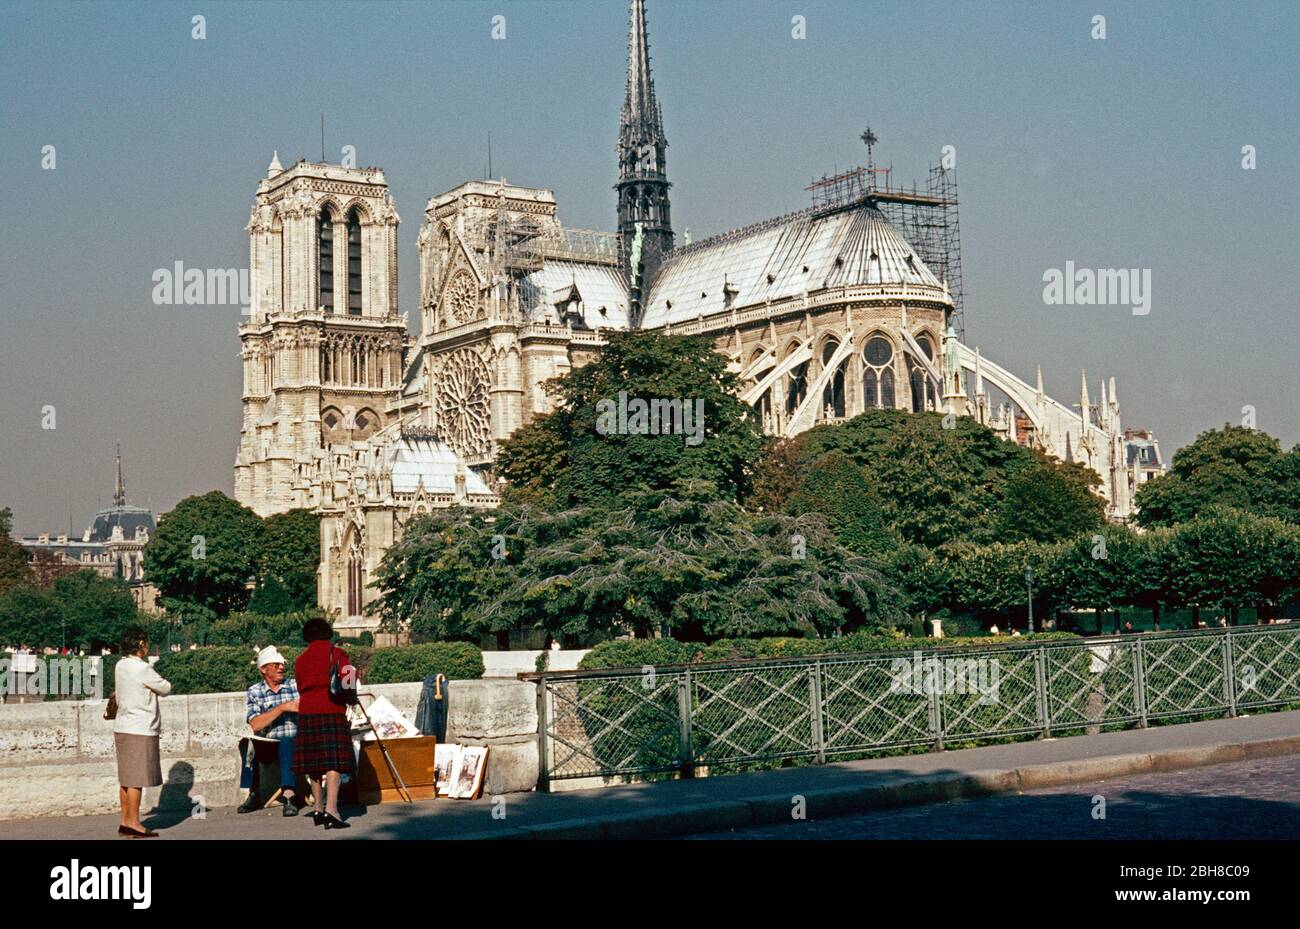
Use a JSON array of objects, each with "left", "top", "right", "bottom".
[
  {"left": 579, "top": 631, "right": 1080, "bottom": 671},
  {"left": 152, "top": 642, "right": 481, "bottom": 695}
]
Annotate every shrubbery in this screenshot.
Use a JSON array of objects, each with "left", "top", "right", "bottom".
[
  {"left": 579, "top": 630, "right": 1079, "bottom": 671},
  {"left": 366, "top": 642, "right": 484, "bottom": 684}
]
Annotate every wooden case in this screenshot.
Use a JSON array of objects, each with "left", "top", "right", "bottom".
[{"left": 355, "top": 735, "right": 439, "bottom": 804}]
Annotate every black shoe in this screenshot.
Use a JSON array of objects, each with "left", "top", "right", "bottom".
[
  {"left": 237, "top": 796, "right": 261, "bottom": 814},
  {"left": 280, "top": 797, "right": 299, "bottom": 817},
  {"left": 312, "top": 811, "right": 325, "bottom": 826},
  {"left": 322, "top": 813, "right": 350, "bottom": 830}
]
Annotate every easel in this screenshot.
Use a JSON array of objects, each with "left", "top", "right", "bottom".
[{"left": 354, "top": 692, "right": 413, "bottom": 803}]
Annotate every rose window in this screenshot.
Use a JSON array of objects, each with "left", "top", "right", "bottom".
[
  {"left": 447, "top": 271, "right": 479, "bottom": 325},
  {"left": 436, "top": 349, "right": 492, "bottom": 459}
]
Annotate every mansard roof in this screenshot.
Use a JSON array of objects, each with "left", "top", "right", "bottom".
[
  {"left": 639, "top": 201, "right": 949, "bottom": 329},
  {"left": 383, "top": 433, "right": 493, "bottom": 495},
  {"left": 89, "top": 505, "right": 155, "bottom": 544},
  {"left": 524, "top": 259, "right": 630, "bottom": 329}
]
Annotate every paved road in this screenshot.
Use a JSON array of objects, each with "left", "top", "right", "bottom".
[{"left": 687, "top": 754, "right": 1300, "bottom": 839}]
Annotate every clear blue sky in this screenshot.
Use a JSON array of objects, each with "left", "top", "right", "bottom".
[{"left": 1, "top": 0, "right": 1296, "bottom": 534}]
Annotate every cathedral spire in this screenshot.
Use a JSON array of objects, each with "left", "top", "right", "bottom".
[
  {"left": 617, "top": 0, "right": 673, "bottom": 323},
  {"left": 113, "top": 443, "right": 126, "bottom": 508}
]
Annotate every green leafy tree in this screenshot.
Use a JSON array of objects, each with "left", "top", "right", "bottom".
[
  {"left": 257, "top": 509, "right": 320, "bottom": 611},
  {"left": 369, "top": 505, "right": 525, "bottom": 644},
  {"left": 1047, "top": 526, "right": 1141, "bottom": 633},
  {"left": 759, "top": 410, "right": 1101, "bottom": 549},
  {"left": 143, "top": 491, "right": 264, "bottom": 616},
  {"left": 374, "top": 482, "right": 906, "bottom": 644},
  {"left": 0, "top": 585, "right": 61, "bottom": 648},
  {"left": 1135, "top": 426, "right": 1297, "bottom": 527},
  {"left": 785, "top": 451, "right": 893, "bottom": 557},
  {"left": 0, "top": 507, "right": 33, "bottom": 597},
  {"left": 50, "top": 570, "right": 139, "bottom": 650},
  {"left": 945, "top": 539, "right": 1057, "bottom": 629},
  {"left": 495, "top": 330, "right": 763, "bottom": 507},
  {"left": 1165, "top": 508, "right": 1300, "bottom": 622},
  {"left": 995, "top": 456, "right": 1106, "bottom": 543},
  {"left": 246, "top": 576, "right": 298, "bottom": 616}
]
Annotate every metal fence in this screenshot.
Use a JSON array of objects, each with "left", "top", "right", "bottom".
[{"left": 521, "top": 625, "right": 1300, "bottom": 789}]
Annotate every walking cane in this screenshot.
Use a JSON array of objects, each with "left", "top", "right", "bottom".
[{"left": 355, "top": 692, "right": 413, "bottom": 803}]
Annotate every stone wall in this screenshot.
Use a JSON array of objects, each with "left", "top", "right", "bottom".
[{"left": 0, "top": 679, "right": 538, "bottom": 821}]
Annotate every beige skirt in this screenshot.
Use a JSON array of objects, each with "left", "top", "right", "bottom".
[{"left": 114, "top": 732, "right": 163, "bottom": 788}]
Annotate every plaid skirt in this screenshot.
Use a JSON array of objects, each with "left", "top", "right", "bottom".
[{"left": 293, "top": 712, "right": 354, "bottom": 777}]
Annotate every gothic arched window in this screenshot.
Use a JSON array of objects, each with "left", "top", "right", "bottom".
[
  {"left": 347, "top": 209, "right": 363, "bottom": 315},
  {"left": 863, "top": 335, "right": 895, "bottom": 409},
  {"left": 318, "top": 208, "right": 335, "bottom": 312}
]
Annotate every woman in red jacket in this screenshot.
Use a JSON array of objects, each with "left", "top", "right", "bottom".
[{"left": 293, "top": 618, "right": 354, "bottom": 829}]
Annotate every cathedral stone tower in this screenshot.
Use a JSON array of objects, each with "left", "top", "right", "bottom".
[
  {"left": 617, "top": 0, "right": 673, "bottom": 322},
  {"left": 235, "top": 156, "right": 407, "bottom": 516}
]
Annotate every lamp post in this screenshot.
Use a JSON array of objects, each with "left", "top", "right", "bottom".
[{"left": 1024, "top": 566, "right": 1035, "bottom": 633}]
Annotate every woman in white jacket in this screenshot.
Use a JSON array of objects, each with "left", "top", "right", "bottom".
[{"left": 111, "top": 627, "right": 172, "bottom": 838}]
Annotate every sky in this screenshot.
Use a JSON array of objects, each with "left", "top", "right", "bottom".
[{"left": 1, "top": 0, "right": 1296, "bottom": 536}]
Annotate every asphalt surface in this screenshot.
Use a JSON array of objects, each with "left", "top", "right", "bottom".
[{"left": 686, "top": 754, "right": 1300, "bottom": 839}]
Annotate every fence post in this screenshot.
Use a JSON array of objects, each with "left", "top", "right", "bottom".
[
  {"left": 1034, "top": 646, "right": 1050, "bottom": 738},
  {"left": 535, "top": 675, "right": 550, "bottom": 793},
  {"left": 1133, "top": 639, "right": 1148, "bottom": 728},
  {"left": 677, "top": 670, "right": 694, "bottom": 779},
  {"left": 809, "top": 661, "right": 826, "bottom": 764},
  {"left": 928, "top": 669, "right": 944, "bottom": 751},
  {"left": 1222, "top": 631, "right": 1237, "bottom": 718}
]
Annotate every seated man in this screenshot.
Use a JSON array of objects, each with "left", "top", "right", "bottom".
[{"left": 238, "top": 646, "right": 301, "bottom": 816}]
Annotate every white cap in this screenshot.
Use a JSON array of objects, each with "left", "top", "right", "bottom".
[{"left": 257, "top": 646, "right": 287, "bottom": 668}]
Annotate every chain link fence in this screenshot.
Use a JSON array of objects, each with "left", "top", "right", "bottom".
[{"left": 522, "top": 625, "right": 1300, "bottom": 789}]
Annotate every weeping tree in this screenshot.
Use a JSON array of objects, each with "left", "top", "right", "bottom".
[{"left": 371, "top": 482, "right": 907, "bottom": 645}]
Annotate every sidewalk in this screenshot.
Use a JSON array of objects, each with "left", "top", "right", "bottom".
[{"left": 7, "top": 710, "right": 1298, "bottom": 840}]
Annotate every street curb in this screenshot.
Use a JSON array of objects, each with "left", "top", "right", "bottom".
[{"left": 457, "top": 733, "right": 1300, "bottom": 840}]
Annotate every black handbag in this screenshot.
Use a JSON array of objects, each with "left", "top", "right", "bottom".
[{"left": 328, "top": 645, "right": 359, "bottom": 706}]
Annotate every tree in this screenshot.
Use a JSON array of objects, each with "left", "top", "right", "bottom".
[
  {"left": 373, "top": 482, "right": 907, "bottom": 644},
  {"left": 0, "top": 507, "right": 32, "bottom": 597},
  {"left": 143, "top": 491, "right": 264, "bottom": 617},
  {"left": 0, "top": 569, "right": 137, "bottom": 650},
  {"left": 758, "top": 410, "right": 1102, "bottom": 549},
  {"left": 495, "top": 330, "right": 764, "bottom": 507},
  {"left": 0, "top": 586, "right": 61, "bottom": 648},
  {"left": 257, "top": 509, "right": 320, "bottom": 611},
  {"left": 50, "top": 570, "right": 139, "bottom": 650},
  {"left": 27, "top": 548, "right": 80, "bottom": 588},
  {"left": 995, "top": 456, "right": 1106, "bottom": 543},
  {"left": 487, "top": 483, "right": 906, "bottom": 641},
  {"left": 945, "top": 539, "right": 1058, "bottom": 629},
  {"left": 1047, "top": 525, "right": 1141, "bottom": 633},
  {"left": 1165, "top": 508, "right": 1300, "bottom": 623},
  {"left": 368, "top": 505, "right": 523, "bottom": 644},
  {"left": 1135, "top": 425, "right": 1297, "bottom": 527},
  {"left": 785, "top": 451, "right": 893, "bottom": 557}
]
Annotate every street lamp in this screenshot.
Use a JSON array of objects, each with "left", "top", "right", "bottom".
[{"left": 1024, "top": 566, "right": 1035, "bottom": 633}]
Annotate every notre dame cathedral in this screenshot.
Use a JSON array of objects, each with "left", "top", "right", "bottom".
[{"left": 235, "top": 0, "right": 1143, "bottom": 632}]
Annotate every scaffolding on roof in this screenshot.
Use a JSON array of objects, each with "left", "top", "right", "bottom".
[{"left": 805, "top": 152, "right": 967, "bottom": 339}]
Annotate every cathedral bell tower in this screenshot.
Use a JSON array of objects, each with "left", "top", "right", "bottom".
[
  {"left": 235, "top": 155, "right": 407, "bottom": 516},
  {"left": 617, "top": 0, "right": 673, "bottom": 323}
]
